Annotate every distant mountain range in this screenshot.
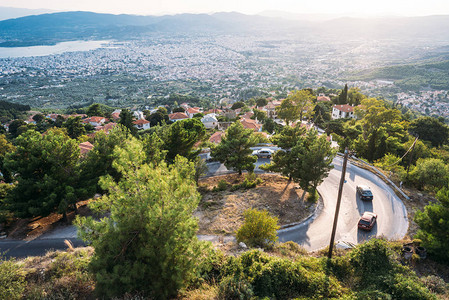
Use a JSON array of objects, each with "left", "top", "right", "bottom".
[
  {"left": 0, "top": 6, "right": 54, "bottom": 21},
  {"left": 1, "top": 10, "right": 449, "bottom": 47}
]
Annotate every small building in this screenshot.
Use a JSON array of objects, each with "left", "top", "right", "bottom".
[
  {"left": 83, "top": 116, "right": 107, "bottom": 126},
  {"left": 209, "top": 131, "right": 225, "bottom": 144},
  {"left": 186, "top": 107, "right": 201, "bottom": 118},
  {"left": 95, "top": 122, "right": 117, "bottom": 134},
  {"left": 332, "top": 104, "right": 355, "bottom": 119},
  {"left": 169, "top": 112, "right": 189, "bottom": 122},
  {"left": 201, "top": 114, "right": 218, "bottom": 129},
  {"left": 79, "top": 141, "right": 94, "bottom": 156},
  {"left": 240, "top": 118, "right": 262, "bottom": 132},
  {"left": 133, "top": 119, "right": 151, "bottom": 130},
  {"left": 317, "top": 94, "right": 331, "bottom": 102}
]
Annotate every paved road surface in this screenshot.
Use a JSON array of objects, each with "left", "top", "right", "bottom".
[
  {"left": 278, "top": 156, "right": 408, "bottom": 251},
  {"left": 0, "top": 156, "right": 408, "bottom": 257}
]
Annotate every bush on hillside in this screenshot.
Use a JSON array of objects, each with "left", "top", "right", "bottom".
[
  {"left": 236, "top": 208, "right": 279, "bottom": 249},
  {"left": 0, "top": 258, "right": 25, "bottom": 300}
]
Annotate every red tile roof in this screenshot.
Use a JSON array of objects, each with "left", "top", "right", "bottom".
[
  {"left": 333, "top": 104, "right": 354, "bottom": 113},
  {"left": 79, "top": 141, "right": 94, "bottom": 155},
  {"left": 209, "top": 131, "right": 225, "bottom": 144},
  {"left": 186, "top": 107, "right": 201, "bottom": 114},
  {"left": 111, "top": 112, "right": 121, "bottom": 120},
  {"left": 95, "top": 122, "right": 117, "bottom": 134},
  {"left": 83, "top": 116, "right": 107, "bottom": 124},
  {"left": 317, "top": 95, "right": 331, "bottom": 102},
  {"left": 133, "top": 119, "right": 150, "bottom": 125},
  {"left": 240, "top": 118, "right": 262, "bottom": 132},
  {"left": 169, "top": 112, "right": 189, "bottom": 120}
]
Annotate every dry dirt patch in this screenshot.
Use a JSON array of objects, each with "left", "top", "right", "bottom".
[{"left": 196, "top": 174, "right": 317, "bottom": 235}]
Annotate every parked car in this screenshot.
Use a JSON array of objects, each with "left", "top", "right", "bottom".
[
  {"left": 356, "top": 185, "right": 373, "bottom": 201},
  {"left": 358, "top": 212, "right": 377, "bottom": 231},
  {"left": 252, "top": 148, "right": 274, "bottom": 158}
]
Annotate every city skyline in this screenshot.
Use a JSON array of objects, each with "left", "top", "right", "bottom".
[{"left": 1, "top": 0, "right": 449, "bottom": 17}]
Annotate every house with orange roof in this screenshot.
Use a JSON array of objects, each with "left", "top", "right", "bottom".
[
  {"left": 240, "top": 118, "right": 262, "bottom": 132},
  {"left": 79, "top": 141, "right": 94, "bottom": 156},
  {"left": 95, "top": 122, "right": 117, "bottom": 134},
  {"left": 111, "top": 111, "right": 121, "bottom": 121},
  {"left": 169, "top": 112, "right": 189, "bottom": 122},
  {"left": 209, "top": 131, "right": 225, "bottom": 144},
  {"left": 83, "top": 116, "right": 107, "bottom": 126},
  {"left": 133, "top": 119, "right": 151, "bottom": 130},
  {"left": 186, "top": 107, "right": 201, "bottom": 118},
  {"left": 317, "top": 94, "right": 331, "bottom": 102},
  {"left": 332, "top": 104, "right": 355, "bottom": 119}
]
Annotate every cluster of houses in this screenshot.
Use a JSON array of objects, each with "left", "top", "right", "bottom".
[{"left": 3, "top": 93, "right": 355, "bottom": 159}]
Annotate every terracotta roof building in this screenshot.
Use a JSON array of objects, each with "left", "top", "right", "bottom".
[
  {"left": 240, "top": 118, "right": 262, "bottom": 132},
  {"left": 169, "top": 112, "right": 189, "bottom": 122},
  {"left": 79, "top": 141, "right": 94, "bottom": 155},
  {"left": 332, "top": 104, "right": 355, "bottom": 119},
  {"left": 209, "top": 131, "right": 225, "bottom": 144}
]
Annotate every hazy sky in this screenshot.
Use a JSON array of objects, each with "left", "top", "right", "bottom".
[{"left": 1, "top": 0, "right": 449, "bottom": 16}]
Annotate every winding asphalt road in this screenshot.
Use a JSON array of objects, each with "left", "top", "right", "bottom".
[
  {"left": 0, "top": 155, "right": 408, "bottom": 257},
  {"left": 278, "top": 156, "right": 409, "bottom": 251}
]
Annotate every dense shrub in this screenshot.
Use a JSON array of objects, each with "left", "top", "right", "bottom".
[
  {"left": 389, "top": 273, "right": 436, "bottom": 300},
  {"left": 0, "top": 259, "right": 25, "bottom": 300},
  {"left": 212, "top": 179, "right": 229, "bottom": 192},
  {"left": 236, "top": 208, "right": 279, "bottom": 249},
  {"left": 421, "top": 275, "right": 449, "bottom": 294},
  {"left": 221, "top": 250, "right": 346, "bottom": 299},
  {"left": 349, "top": 239, "right": 397, "bottom": 286},
  {"left": 218, "top": 275, "right": 254, "bottom": 300}
]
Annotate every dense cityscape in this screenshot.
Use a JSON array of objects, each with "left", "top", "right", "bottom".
[{"left": 1, "top": 33, "right": 448, "bottom": 115}]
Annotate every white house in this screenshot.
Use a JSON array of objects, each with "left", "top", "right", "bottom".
[
  {"left": 83, "top": 116, "right": 107, "bottom": 126},
  {"left": 186, "top": 107, "right": 201, "bottom": 118},
  {"left": 133, "top": 110, "right": 145, "bottom": 120},
  {"left": 332, "top": 104, "right": 355, "bottom": 120},
  {"left": 201, "top": 113, "right": 218, "bottom": 129},
  {"left": 133, "top": 119, "right": 151, "bottom": 130}
]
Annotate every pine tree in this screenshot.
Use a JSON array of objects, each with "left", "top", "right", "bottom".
[
  {"left": 211, "top": 121, "right": 257, "bottom": 175},
  {"left": 338, "top": 84, "right": 349, "bottom": 104},
  {"left": 76, "top": 140, "right": 202, "bottom": 299},
  {"left": 5, "top": 128, "right": 80, "bottom": 218},
  {"left": 119, "top": 108, "right": 137, "bottom": 136}
]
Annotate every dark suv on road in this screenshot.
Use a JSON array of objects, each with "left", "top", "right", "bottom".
[{"left": 356, "top": 185, "right": 373, "bottom": 201}]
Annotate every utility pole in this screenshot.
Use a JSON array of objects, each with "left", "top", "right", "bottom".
[
  {"left": 328, "top": 149, "right": 349, "bottom": 259},
  {"left": 406, "top": 136, "right": 418, "bottom": 180}
]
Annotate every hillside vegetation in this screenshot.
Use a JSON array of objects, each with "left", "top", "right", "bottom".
[
  {"left": 1, "top": 239, "right": 447, "bottom": 299},
  {"left": 347, "top": 60, "right": 449, "bottom": 91}
]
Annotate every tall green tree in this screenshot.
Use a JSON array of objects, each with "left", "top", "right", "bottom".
[
  {"left": 164, "top": 118, "right": 205, "bottom": 162},
  {"left": 5, "top": 129, "right": 80, "bottom": 218},
  {"left": 76, "top": 142, "right": 202, "bottom": 299},
  {"left": 291, "top": 129, "right": 336, "bottom": 196},
  {"left": 7, "top": 120, "right": 27, "bottom": 138},
  {"left": 255, "top": 97, "right": 268, "bottom": 108},
  {"left": 0, "top": 134, "right": 15, "bottom": 182},
  {"left": 276, "top": 98, "right": 298, "bottom": 126},
  {"left": 415, "top": 186, "right": 449, "bottom": 263},
  {"left": 261, "top": 125, "right": 307, "bottom": 179},
  {"left": 338, "top": 84, "right": 349, "bottom": 104},
  {"left": 86, "top": 103, "right": 103, "bottom": 117},
  {"left": 119, "top": 108, "right": 137, "bottom": 136},
  {"left": 290, "top": 89, "right": 315, "bottom": 121},
  {"left": 147, "top": 110, "right": 170, "bottom": 127},
  {"left": 63, "top": 116, "right": 86, "bottom": 139},
  {"left": 409, "top": 117, "right": 449, "bottom": 147},
  {"left": 409, "top": 158, "right": 449, "bottom": 191},
  {"left": 78, "top": 125, "right": 130, "bottom": 196},
  {"left": 211, "top": 121, "right": 257, "bottom": 175}
]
